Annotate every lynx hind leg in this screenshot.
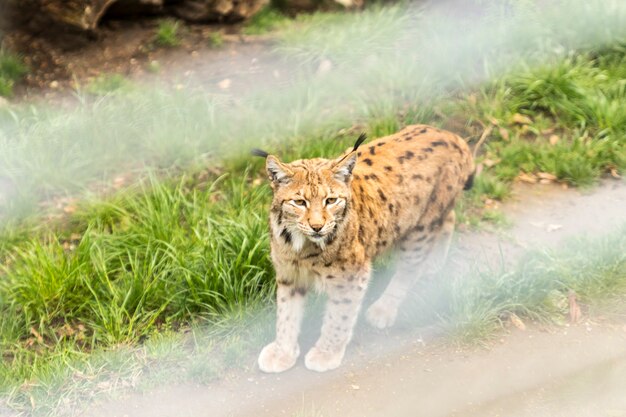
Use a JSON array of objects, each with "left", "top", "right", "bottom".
[
  {"left": 305, "top": 270, "right": 370, "bottom": 372},
  {"left": 366, "top": 211, "right": 455, "bottom": 329}
]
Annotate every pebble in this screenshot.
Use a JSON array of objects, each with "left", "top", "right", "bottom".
[
  {"left": 317, "top": 59, "right": 333, "bottom": 75},
  {"left": 218, "top": 78, "right": 232, "bottom": 90}
]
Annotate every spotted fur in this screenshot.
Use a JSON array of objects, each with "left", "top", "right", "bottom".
[{"left": 257, "top": 124, "right": 474, "bottom": 373}]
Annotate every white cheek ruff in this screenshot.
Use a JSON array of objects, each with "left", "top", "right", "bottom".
[{"left": 290, "top": 231, "right": 306, "bottom": 253}]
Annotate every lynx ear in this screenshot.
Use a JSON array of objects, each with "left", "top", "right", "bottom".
[
  {"left": 331, "top": 133, "right": 365, "bottom": 182},
  {"left": 266, "top": 155, "right": 294, "bottom": 185},
  {"left": 332, "top": 152, "right": 357, "bottom": 182}
]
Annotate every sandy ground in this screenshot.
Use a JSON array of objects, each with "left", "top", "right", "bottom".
[{"left": 86, "top": 179, "right": 626, "bottom": 417}]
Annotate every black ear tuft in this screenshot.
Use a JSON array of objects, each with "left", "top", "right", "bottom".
[
  {"left": 251, "top": 148, "right": 270, "bottom": 158},
  {"left": 352, "top": 133, "right": 367, "bottom": 152}
]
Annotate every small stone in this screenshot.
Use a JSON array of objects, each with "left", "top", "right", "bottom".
[
  {"left": 549, "top": 134, "right": 560, "bottom": 145},
  {"left": 546, "top": 224, "right": 563, "bottom": 232},
  {"left": 317, "top": 59, "right": 333, "bottom": 75},
  {"left": 217, "top": 78, "right": 232, "bottom": 90}
]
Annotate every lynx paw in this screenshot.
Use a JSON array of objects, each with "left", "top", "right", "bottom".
[
  {"left": 304, "top": 346, "right": 345, "bottom": 372},
  {"left": 366, "top": 299, "right": 398, "bottom": 329},
  {"left": 258, "top": 341, "right": 299, "bottom": 373}
]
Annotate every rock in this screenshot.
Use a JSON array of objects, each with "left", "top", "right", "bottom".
[
  {"left": 1, "top": 0, "right": 272, "bottom": 33},
  {"left": 105, "top": 0, "right": 165, "bottom": 18},
  {"left": 170, "top": 0, "right": 269, "bottom": 22},
  {"left": 316, "top": 58, "right": 333, "bottom": 75},
  {"left": 277, "top": 0, "right": 362, "bottom": 12},
  {"left": 0, "top": 0, "right": 166, "bottom": 32},
  {"left": 217, "top": 78, "right": 231, "bottom": 89},
  {"left": 39, "top": 0, "right": 118, "bottom": 31}
]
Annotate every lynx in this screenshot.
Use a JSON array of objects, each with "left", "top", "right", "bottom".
[{"left": 255, "top": 125, "right": 474, "bottom": 373}]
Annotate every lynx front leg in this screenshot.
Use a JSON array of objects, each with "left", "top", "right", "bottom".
[
  {"left": 305, "top": 270, "right": 370, "bottom": 372},
  {"left": 258, "top": 278, "right": 307, "bottom": 373}
]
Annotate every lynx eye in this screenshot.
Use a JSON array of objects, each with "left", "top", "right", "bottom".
[
  {"left": 325, "top": 198, "right": 338, "bottom": 205},
  {"left": 292, "top": 199, "right": 307, "bottom": 207}
]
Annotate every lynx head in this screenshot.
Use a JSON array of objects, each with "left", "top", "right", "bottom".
[{"left": 253, "top": 134, "right": 366, "bottom": 251}]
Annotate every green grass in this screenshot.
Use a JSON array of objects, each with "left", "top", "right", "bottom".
[
  {"left": 0, "top": 49, "right": 28, "bottom": 97},
  {"left": 442, "top": 226, "right": 626, "bottom": 343},
  {"left": 154, "top": 20, "right": 182, "bottom": 48},
  {"left": 208, "top": 32, "right": 224, "bottom": 48},
  {"left": 1, "top": 174, "right": 273, "bottom": 350},
  {"left": 83, "top": 73, "right": 133, "bottom": 96},
  {"left": 444, "top": 50, "right": 626, "bottom": 189},
  {"left": 243, "top": 7, "right": 291, "bottom": 35}
]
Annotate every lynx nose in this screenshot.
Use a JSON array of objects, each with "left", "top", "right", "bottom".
[{"left": 310, "top": 224, "right": 323, "bottom": 233}]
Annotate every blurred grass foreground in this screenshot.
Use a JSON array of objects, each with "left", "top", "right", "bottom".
[{"left": 0, "top": 1, "right": 626, "bottom": 415}]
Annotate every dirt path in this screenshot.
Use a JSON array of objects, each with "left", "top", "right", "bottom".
[{"left": 86, "top": 179, "right": 626, "bottom": 417}]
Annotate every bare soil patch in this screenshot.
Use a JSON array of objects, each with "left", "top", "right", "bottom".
[{"left": 4, "top": 16, "right": 277, "bottom": 100}]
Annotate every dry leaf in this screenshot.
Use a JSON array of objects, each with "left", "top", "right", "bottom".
[
  {"left": 568, "top": 290, "right": 582, "bottom": 324},
  {"left": 217, "top": 78, "right": 232, "bottom": 90},
  {"left": 113, "top": 176, "right": 126, "bottom": 189},
  {"left": 57, "top": 324, "right": 76, "bottom": 338},
  {"left": 511, "top": 113, "right": 533, "bottom": 125},
  {"left": 537, "top": 172, "right": 557, "bottom": 181},
  {"left": 547, "top": 224, "right": 563, "bottom": 232},
  {"left": 488, "top": 116, "right": 500, "bottom": 126},
  {"left": 498, "top": 127, "right": 510, "bottom": 141},
  {"left": 483, "top": 158, "right": 501, "bottom": 168},
  {"left": 549, "top": 134, "right": 560, "bottom": 145},
  {"left": 30, "top": 327, "right": 43, "bottom": 344},
  {"left": 63, "top": 205, "right": 77, "bottom": 214},
  {"left": 610, "top": 168, "right": 621, "bottom": 179},
  {"left": 509, "top": 313, "right": 526, "bottom": 331},
  {"left": 516, "top": 173, "right": 537, "bottom": 184},
  {"left": 475, "top": 163, "right": 484, "bottom": 176}
]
